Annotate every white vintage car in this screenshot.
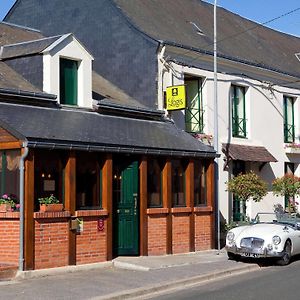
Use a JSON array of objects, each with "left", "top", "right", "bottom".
[{"left": 226, "top": 213, "right": 300, "bottom": 265}]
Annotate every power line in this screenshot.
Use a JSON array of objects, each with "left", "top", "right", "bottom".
[{"left": 171, "top": 6, "right": 300, "bottom": 66}]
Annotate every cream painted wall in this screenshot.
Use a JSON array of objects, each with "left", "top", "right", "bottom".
[
  {"left": 43, "top": 35, "right": 93, "bottom": 108},
  {"left": 159, "top": 56, "right": 300, "bottom": 222}
]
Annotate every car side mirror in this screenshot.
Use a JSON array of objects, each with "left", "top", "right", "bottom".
[{"left": 296, "top": 222, "right": 300, "bottom": 230}]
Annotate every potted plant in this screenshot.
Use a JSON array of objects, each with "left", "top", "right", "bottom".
[
  {"left": 0, "top": 194, "right": 18, "bottom": 212},
  {"left": 38, "top": 194, "right": 63, "bottom": 212},
  {"left": 226, "top": 171, "right": 268, "bottom": 221},
  {"left": 272, "top": 174, "right": 300, "bottom": 214}
]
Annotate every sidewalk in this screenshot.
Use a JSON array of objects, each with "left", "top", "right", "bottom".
[{"left": 0, "top": 250, "right": 262, "bottom": 300}]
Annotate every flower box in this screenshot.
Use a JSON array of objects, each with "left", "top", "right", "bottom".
[
  {"left": 39, "top": 203, "right": 64, "bottom": 212},
  {"left": 0, "top": 203, "right": 13, "bottom": 212}
]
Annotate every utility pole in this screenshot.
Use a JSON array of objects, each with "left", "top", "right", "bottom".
[{"left": 213, "top": 0, "right": 220, "bottom": 253}]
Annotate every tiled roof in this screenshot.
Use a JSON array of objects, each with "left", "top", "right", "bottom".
[
  {"left": 114, "top": 0, "right": 300, "bottom": 78},
  {"left": 0, "top": 22, "right": 43, "bottom": 46},
  {"left": 222, "top": 143, "right": 277, "bottom": 163},
  {"left": 0, "top": 102, "right": 216, "bottom": 157}
]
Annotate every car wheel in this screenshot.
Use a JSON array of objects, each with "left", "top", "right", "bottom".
[
  {"left": 277, "top": 240, "right": 292, "bottom": 266},
  {"left": 227, "top": 252, "right": 238, "bottom": 261}
]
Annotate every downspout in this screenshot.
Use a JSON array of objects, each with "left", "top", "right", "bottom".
[{"left": 19, "top": 141, "right": 29, "bottom": 272}]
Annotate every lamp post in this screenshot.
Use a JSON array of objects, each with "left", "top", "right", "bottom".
[{"left": 213, "top": 0, "right": 220, "bottom": 253}]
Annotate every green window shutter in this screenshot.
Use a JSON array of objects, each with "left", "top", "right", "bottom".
[
  {"left": 185, "top": 78, "right": 204, "bottom": 133},
  {"left": 283, "top": 96, "right": 295, "bottom": 143},
  {"left": 60, "top": 58, "right": 78, "bottom": 105},
  {"left": 232, "top": 85, "right": 246, "bottom": 138}
]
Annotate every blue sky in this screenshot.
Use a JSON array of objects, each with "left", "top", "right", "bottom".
[{"left": 0, "top": 0, "right": 300, "bottom": 37}]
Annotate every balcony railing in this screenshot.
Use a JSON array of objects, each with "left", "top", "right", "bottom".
[
  {"left": 284, "top": 123, "right": 295, "bottom": 143},
  {"left": 232, "top": 116, "right": 247, "bottom": 138}
]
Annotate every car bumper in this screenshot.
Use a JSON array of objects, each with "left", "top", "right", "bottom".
[{"left": 225, "top": 245, "right": 284, "bottom": 258}]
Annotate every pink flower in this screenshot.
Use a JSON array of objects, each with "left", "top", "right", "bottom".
[
  {"left": 2, "top": 194, "right": 8, "bottom": 199},
  {"left": 16, "top": 204, "right": 20, "bottom": 209}
]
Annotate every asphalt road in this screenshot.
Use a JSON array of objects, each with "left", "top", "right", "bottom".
[{"left": 150, "top": 259, "right": 300, "bottom": 300}]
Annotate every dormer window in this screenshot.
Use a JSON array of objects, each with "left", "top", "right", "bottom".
[{"left": 60, "top": 58, "right": 78, "bottom": 105}]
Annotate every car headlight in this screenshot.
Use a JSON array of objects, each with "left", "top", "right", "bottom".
[
  {"left": 227, "top": 231, "right": 235, "bottom": 241},
  {"left": 272, "top": 235, "right": 281, "bottom": 245}
]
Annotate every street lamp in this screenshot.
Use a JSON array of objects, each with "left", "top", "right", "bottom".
[{"left": 213, "top": 0, "right": 220, "bottom": 253}]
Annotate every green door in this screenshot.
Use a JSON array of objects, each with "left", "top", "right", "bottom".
[{"left": 113, "top": 160, "right": 139, "bottom": 256}]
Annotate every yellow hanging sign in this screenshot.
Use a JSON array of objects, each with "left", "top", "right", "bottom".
[{"left": 166, "top": 85, "right": 186, "bottom": 111}]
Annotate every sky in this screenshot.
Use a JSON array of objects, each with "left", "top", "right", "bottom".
[{"left": 0, "top": 0, "right": 300, "bottom": 37}]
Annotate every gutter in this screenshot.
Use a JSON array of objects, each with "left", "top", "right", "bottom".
[{"left": 19, "top": 141, "right": 29, "bottom": 272}]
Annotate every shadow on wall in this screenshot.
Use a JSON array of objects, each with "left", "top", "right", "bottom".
[{"left": 260, "top": 163, "right": 276, "bottom": 192}]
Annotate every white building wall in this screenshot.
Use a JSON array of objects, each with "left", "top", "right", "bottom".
[
  {"left": 159, "top": 57, "right": 300, "bottom": 222},
  {"left": 43, "top": 35, "right": 93, "bottom": 108}
]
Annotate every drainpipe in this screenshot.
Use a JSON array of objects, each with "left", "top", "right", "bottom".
[{"left": 19, "top": 141, "right": 29, "bottom": 272}]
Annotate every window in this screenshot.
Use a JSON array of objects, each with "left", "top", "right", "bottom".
[
  {"left": 34, "top": 150, "right": 64, "bottom": 211},
  {"left": 283, "top": 96, "right": 295, "bottom": 143},
  {"left": 194, "top": 161, "right": 207, "bottom": 206},
  {"left": 172, "top": 160, "right": 186, "bottom": 207},
  {"left": 0, "top": 150, "right": 20, "bottom": 200},
  {"left": 232, "top": 85, "right": 246, "bottom": 138},
  {"left": 232, "top": 160, "right": 246, "bottom": 221},
  {"left": 60, "top": 58, "right": 78, "bottom": 105},
  {"left": 147, "top": 158, "right": 163, "bottom": 208},
  {"left": 284, "top": 162, "right": 295, "bottom": 208},
  {"left": 185, "top": 77, "right": 204, "bottom": 133},
  {"left": 76, "top": 153, "right": 101, "bottom": 210}
]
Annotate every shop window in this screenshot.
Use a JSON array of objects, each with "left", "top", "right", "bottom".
[
  {"left": 194, "top": 161, "right": 207, "bottom": 206},
  {"left": 0, "top": 150, "right": 20, "bottom": 200},
  {"left": 60, "top": 58, "right": 78, "bottom": 105},
  {"left": 172, "top": 159, "right": 186, "bottom": 207},
  {"left": 76, "top": 153, "right": 101, "bottom": 210},
  {"left": 34, "top": 150, "right": 64, "bottom": 211},
  {"left": 147, "top": 158, "right": 163, "bottom": 208}
]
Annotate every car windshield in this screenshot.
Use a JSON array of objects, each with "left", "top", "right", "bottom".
[{"left": 254, "top": 213, "right": 300, "bottom": 226}]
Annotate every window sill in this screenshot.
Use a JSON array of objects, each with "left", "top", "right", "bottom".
[
  {"left": 34, "top": 211, "right": 71, "bottom": 219},
  {"left": 75, "top": 210, "right": 108, "bottom": 217},
  {"left": 193, "top": 206, "right": 213, "bottom": 213},
  {"left": 171, "top": 207, "right": 192, "bottom": 214},
  {"left": 147, "top": 208, "right": 169, "bottom": 215}
]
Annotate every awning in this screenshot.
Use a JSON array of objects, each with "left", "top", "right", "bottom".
[{"left": 222, "top": 143, "right": 277, "bottom": 163}]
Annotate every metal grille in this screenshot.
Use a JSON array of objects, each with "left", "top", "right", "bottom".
[{"left": 240, "top": 237, "right": 264, "bottom": 249}]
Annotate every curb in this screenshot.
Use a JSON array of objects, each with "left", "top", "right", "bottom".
[
  {"left": 16, "top": 261, "right": 113, "bottom": 280},
  {"left": 92, "top": 264, "right": 261, "bottom": 300}
]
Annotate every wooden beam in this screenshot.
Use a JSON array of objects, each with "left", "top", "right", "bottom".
[
  {"left": 102, "top": 154, "right": 113, "bottom": 261},
  {"left": 0, "top": 141, "right": 22, "bottom": 150},
  {"left": 24, "top": 149, "right": 34, "bottom": 270},
  {"left": 64, "top": 151, "right": 76, "bottom": 265},
  {"left": 139, "top": 157, "right": 148, "bottom": 256},
  {"left": 186, "top": 160, "right": 195, "bottom": 252},
  {"left": 207, "top": 160, "right": 215, "bottom": 248},
  {"left": 163, "top": 159, "right": 172, "bottom": 254}
]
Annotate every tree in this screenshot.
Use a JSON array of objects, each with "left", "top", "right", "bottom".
[
  {"left": 272, "top": 174, "right": 300, "bottom": 213},
  {"left": 226, "top": 171, "right": 268, "bottom": 203}
]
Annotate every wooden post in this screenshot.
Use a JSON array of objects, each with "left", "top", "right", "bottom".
[
  {"left": 64, "top": 151, "right": 76, "bottom": 265},
  {"left": 139, "top": 157, "right": 148, "bottom": 256},
  {"left": 163, "top": 159, "right": 172, "bottom": 254},
  {"left": 186, "top": 160, "right": 195, "bottom": 252},
  {"left": 207, "top": 160, "right": 215, "bottom": 248},
  {"left": 102, "top": 154, "right": 113, "bottom": 260},
  {"left": 24, "top": 149, "right": 34, "bottom": 270}
]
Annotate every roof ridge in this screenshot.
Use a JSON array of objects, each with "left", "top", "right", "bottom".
[{"left": 0, "top": 21, "right": 41, "bottom": 33}]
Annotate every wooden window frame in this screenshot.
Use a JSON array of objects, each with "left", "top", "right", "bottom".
[
  {"left": 232, "top": 85, "right": 247, "bottom": 138},
  {"left": 185, "top": 77, "right": 204, "bottom": 133},
  {"left": 283, "top": 96, "right": 295, "bottom": 143}
]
